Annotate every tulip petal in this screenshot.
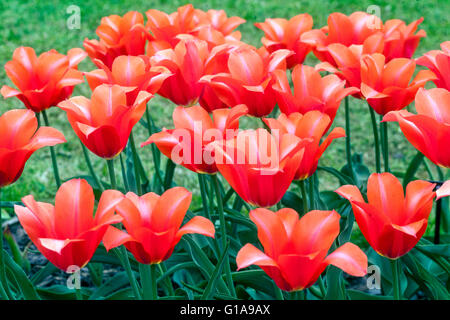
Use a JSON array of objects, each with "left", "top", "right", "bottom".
[
  {"left": 436, "top": 180, "right": 450, "bottom": 200},
  {"left": 324, "top": 242, "right": 368, "bottom": 277},
  {"left": 236, "top": 243, "right": 278, "bottom": 270}
]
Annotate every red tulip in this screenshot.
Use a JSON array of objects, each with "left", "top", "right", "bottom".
[
  {"left": 437, "top": 181, "right": 450, "bottom": 200},
  {"left": 83, "top": 11, "right": 148, "bottom": 68},
  {"left": 14, "top": 179, "right": 123, "bottom": 270},
  {"left": 193, "top": 9, "right": 245, "bottom": 43},
  {"left": 335, "top": 173, "right": 446, "bottom": 259},
  {"left": 383, "top": 18, "right": 426, "bottom": 61},
  {"left": 84, "top": 55, "right": 172, "bottom": 105},
  {"left": 361, "top": 53, "right": 436, "bottom": 115},
  {"left": 272, "top": 64, "right": 358, "bottom": 122},
  {"left": 383, "top": 88, "right": 450, "bottom": 168},
  {"left": 145, "top": 5, "right": 244, "bottom": 55},
  {"left": 416, "top": 41, "right": 450, "bottom": 91},
  {"left": 1, "top": 47, "right": 86, "bottom": 112},
  {"left": 150, "top": 39, "right": 209, "bottom": 106},
  {"left": 255, "top": 14, "right": 313, "bottom": 68},
  {"left": 142, "top": 104, "right": 248, "bottom": 174},
  {"left": 201, "top": 46, "right": 291, "bottom": 117},
  {"left": 314, "top": 33, "right": 384, "bottom": 97},
  {"left": 213, "top": 128, "right": 310, "bottom": 207},
  {"left": 302, "top": 12, "right": 383, "bottom": 65},
  {"left": 103, "top": 187, "right": 215, "bottom": 264},
  {"left": 58, "top": 84, "right": 152, "bottom": 159},
  {"left": 264, "top": 111, "right": 346, "bottom": 180},
  {"left": 237, "top": 208, "right": 367, "bottom": 291},
  {"left": 0, "top": 109, "right": 65, "bottom": 187}
]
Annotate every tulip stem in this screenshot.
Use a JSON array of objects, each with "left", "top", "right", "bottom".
[
  {"left": 106, "top": 159, "right": 117, "bottom": 190},
  {"left": 115, "top": 247, "right": 142, "bottom": 300},
  {"left": 80, "top": 141, "right": 104, "bottom": 192},
  {"left": 119, "top": 153, "right": 130, "bottom": 191},
  {"left": 41, "top": 110, "right": 62, "bottom": 188},
  {"left": 0, "top": 188, "right": 11, "bottom": 300},
  {"left": 390, "top": 259, "right": 401, "bottom": 300},
  {"left": 434, "top": 198, "right": 442, "bottom": 244},
  {"left": 299, "top": 180, "right": 308, "bottom": 214},
  {"left": 163, "top": 159, "right": 176, "bottom": 190},
  {"left": 344, "top": 97, "right": 356, "bottom": 181},
  {"left": 145, "top": 108, "right": 164, "bottom": 192},
  {"left": 129, "top": 132, "right": 142, "bottom": 195},
  {"left": 211, "top": 174, "right": 236, "bottom": 298},
  {"left": 198, "top": 174, "right": 211, "bottom": 220},
  {"left": 368, "top": 106, "right": 381, "bottom": 173},
  {"left": 308, "top": 176, "right": 315, "bottom": 210},
  {"left": 140, "top": 263, "right": 157, "bottom": 300},
  {"left": 380, "top": 120, "right": 390, "bottom": 172}
]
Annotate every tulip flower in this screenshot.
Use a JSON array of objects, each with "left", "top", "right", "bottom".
[
  {"left": 201, "top": 46, "right": 291, "bottom": 117},
  {"left": 360, "top": 53, "right": 436, "bottom": 115},
  {"left": 383, "top": 88, "right": 450, "bottom": 168},
  {"left": 255, "top": 14, "right": 314, "bottom": 68},
  {"left": 335, "top": 172, "right": 449, "bottom": 259},
  {"left": 1, "top": 47, "right": 86, "bottom": 112},
  {"left": 264, "top": 111, "right": 346, "bottom": 180},
  {"left": 0, "top": 109, "right": 65, "bottom": 187},
  {"left": 314, "top": 33, "right": 384, "bottom": 97},
  {"left": 416, "top": 41, "right": 450, "bottom": 91},
  {"left": 58, "top": 84, "right": 152, "bottom": 159},
  {"left": 103, "top": 187, "right": 215, "bottom": 264},
  {"left": 213, "top": 128, "right": 311, "bottom": 207},
  {"left": 14, "top": 179, "right": 123, "bottom": 270},
  {"left": 302, "top": 12, "right": 383, "bottom": 65},
  {"left": 142, "top": 104, "right": 248, "bottom": 174},
  {"left": 383, "top": 18, "right": 426, "bottom": 61},
  {"left": 150, "top": 39, "right": 209, "bottom": 106},
  {"left": 272, "top": 64, "right": 358, "bottom": 122},
  {"left": 145, "top": 5, "right": 244, "bottom": 55},
  {"left": 83, "top": 11, "right": 148, "bottom": 68},
  {"left": 84, "top": 55, "right": 172, "bottom": 105},
  {"left": 236, "top": 208, "right": 367, "bottom": 291}
]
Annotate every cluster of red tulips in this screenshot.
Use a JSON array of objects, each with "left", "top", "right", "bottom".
[{"left": 0, "top": 5, "right": 449, "bottom": 300}]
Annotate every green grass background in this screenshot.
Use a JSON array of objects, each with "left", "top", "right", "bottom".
[{"left": 0, "top": 0, "right": 448, "bottom": 230}]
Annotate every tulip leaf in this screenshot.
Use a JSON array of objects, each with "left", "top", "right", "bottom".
[
  {"left": 37, "top": 285, "right": 90, "bottom": 300},
  {"left": 31, "top": 262, "right": 58, "bottom": 285},
  {"left": 231, "top": 270, "right": 276, "bottom": 296},
  {"left": 201, "top": 241, "right": 230, "bottom": 300},
  {"left": 318, "top": 166, "right": 353, "bottom": 185},
  {"left": 3, "top": 249, "right": 40, "bottom": 300},
  {"left": 89, "top": 272, "right": 130, "bottom": 300},
  {"left": 402, "top": 254, "right": 450, "bottom": 300},
  {"left": 325, "top": 265, "right": 345, "bottom": 300},
  {"left": 347, "top": 289, "right": 392, "bottom": 300},
  {"left": 281, "top": 191, "right": 305, "bottom": 215},
  {"left": 403, "top": 151, "right": 424, "bottom": 189}
]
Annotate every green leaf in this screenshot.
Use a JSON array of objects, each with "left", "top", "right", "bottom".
[
  {"left": 201, "top": 241, "right": 230, "bottom": 300},
  {"left": 347, "top": 289, "right": 392, "bottom": 300},
  {"left": 89, "top": 272, "right": 130, "bottom": 300},
  {"left": 37, "top": 285, "right": 90, "bottom": 300},
  {"left": 318, "top": 166, "right": 353, "bottom": 185},
  {"left": 281, "top": 191, "right": 305, "bottom": 215},
  {"left": 403, "top": 152, "right": 424, "bottom": 189},
  {"left": 231, "top": 270, "right": 275, "bottom": 296},
  {"left": 3, "top": 249, "right": 39, "bottom": 300},
  {"left": 402, "top": 254, "right": 450, "bottom": 300}
]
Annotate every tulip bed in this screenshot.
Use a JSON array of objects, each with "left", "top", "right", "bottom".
[{"left": 0, "top": 1, "right": 449, "bottom": 302}]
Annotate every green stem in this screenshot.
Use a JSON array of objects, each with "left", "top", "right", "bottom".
[
  {"left": 0, "top": 188, "right": 11, "bottom": 300},
  {"left": 299, "top": 180, "right": 308, "bottom": 214},
  {"left": 106, "top": 159, "right": 117, "bottom": 190},
  {"left": 308, "top": 177, "right": 315, "bottom": 210},
  {"left": 119, "top": 153, "right": 130, "bottom": 191},
  {"left": 390, "top": 259, "right": 400, "bottom": 300},
  {"left": 198, "top": 174, "right": 211, "bottom": 220},
  {"left": 129, "top": 132, "right": 142, "bottom": 195},
  {"left": 75, "top": 288, "right": 83, "bottom": 300},
  {"left": 139, "top": 263, "right": 157, "bottom": 300},
  {"left": 344, "top": 97, "right": 356, "bottom": 181},
  {"left": 159, "top": 263, "right": 174, "bottom": 296},
  {"left": 211, "top": 174, "right": 236, "bottom": 298},
  {"left": 80, "top": 141, "right": 104, "bottom": 192},
  {"left": 41, "top": 110, "right": 62, "bottom": 187},
  {"left": 114, "top": 247, "right": 142, "bottom": 300},
  {"left": 107, "top": 160, "right": 142, "bottom": 299},
  {"left": 368, "top": 106, "right": 381, "bottom": 173},
  {"left": 145, "top": 108, "right": 164, "bottom": 191},
  {"left": 163, "top": 159, "right": 176, "bottom": 190},
  {"left": 380, "top": 120, "right": 389, "bottom": 172}
]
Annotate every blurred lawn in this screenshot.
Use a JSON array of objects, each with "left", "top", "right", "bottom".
[{"left": 0, "top": 0, "right": 449, "bottom": 227}]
